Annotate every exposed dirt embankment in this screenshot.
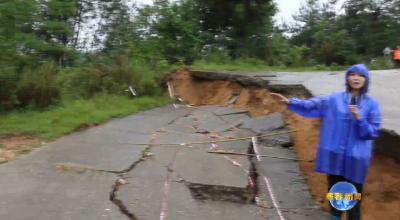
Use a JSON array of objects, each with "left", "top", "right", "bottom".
[{"left": 167, "top": 69, "right": 400, "bottom": 220}]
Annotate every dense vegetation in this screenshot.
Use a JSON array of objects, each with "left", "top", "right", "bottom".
[{"left": 1, "top": 0, "right": 399, "bottom": 114}]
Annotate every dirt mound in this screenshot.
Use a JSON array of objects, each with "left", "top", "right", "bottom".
[
  {"left": 168, "top": 69, "right": 400, "bottom": 220},
  {"left": 167, "top": 69, "right": 284, "bottom": 116}
]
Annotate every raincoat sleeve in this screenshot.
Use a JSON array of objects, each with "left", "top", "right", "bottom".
[
  {"left": 356, "top": 100, "right": 381, "bottom": 140},
  {"left": 287, "top": 96, "right": 328, "bottom": 118}
]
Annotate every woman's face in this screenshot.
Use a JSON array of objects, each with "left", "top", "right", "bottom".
[{"left": 348, "top": 73, "right": 366, "bottom": 91}]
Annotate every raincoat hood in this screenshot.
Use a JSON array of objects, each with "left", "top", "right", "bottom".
[{"left": 346, "top": 64, "right": 370, "bottom": 94}]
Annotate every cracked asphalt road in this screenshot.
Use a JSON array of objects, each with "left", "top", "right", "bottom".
[{"left": 0, "top": 105, "right": 327, "bottom": 220}]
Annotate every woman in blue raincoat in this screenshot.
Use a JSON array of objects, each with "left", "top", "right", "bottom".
[{"left": 271, "top": 64, "right": 381, "bottom": 220}]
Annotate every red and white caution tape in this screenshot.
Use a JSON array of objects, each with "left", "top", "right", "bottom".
[
  {"left": 209, "top": 143, "right": 218, "bottom": 151},
  {"left": 128, "top": 86, "right": 137, "bottom": 96},
  {"left": 167, "top": 82, "right": 175, "bottom": 98},
  {"left": 167, "top": 82, "right": 178, "bottom": 109},
  {"left": 159, "top": 178, "right": 170, "bottom": 220},
  {"left": 251, "top": 137, "right": 262, "bottom": 162}
]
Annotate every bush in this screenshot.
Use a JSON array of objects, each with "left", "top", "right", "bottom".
[
  {"left": 368, "top": 57, "right": 395, "bottom": 70},
  {"left": 131, "top": 61, "right": 164, "bottom": 96},
  {"left": 0, "top": 66, "right": 18, "bottom": 111},
  {"left": 58, "top": 67, "right": 103, "bottom": 99},
  {"left": 58, "top": 54, "right": 169, "bottom": 99},
  {"left": 16, "top": 62, "right": 60, "bottom": 108},
  {"left": 94, "top": 55, "right": 135, "bottom": 93},
  {"left": 199, "top": 51, "right": 232, "bottom": 64},
  {"left": 58, "top": 54, "right": 137, "bottom": 99},
  {"left": 137, "top": 77, "right": 161, "bottom": 96}
]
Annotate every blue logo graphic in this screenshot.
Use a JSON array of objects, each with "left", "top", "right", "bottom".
[{"left": 327, "top": 181, "right": 359, "bottom": 211}]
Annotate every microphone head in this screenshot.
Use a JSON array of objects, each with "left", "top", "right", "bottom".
[{"left": 351, "top": 96, "right": 356, "bottom": 105}]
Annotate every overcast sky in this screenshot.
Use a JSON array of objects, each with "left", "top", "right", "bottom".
[
  {"left": 133, "top": 0, "right": 346, "bottom": 24},
  {"left": 275, "top": 0, "right": 346, "bottom": 24},
  {"left": 82, "top": 0, "right": 346, "bottom": 50}
]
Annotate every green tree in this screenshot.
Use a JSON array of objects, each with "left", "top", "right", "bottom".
[
  {"left": 34, "top": 0, "right": 77, "bottom": 66},
  {"left": 0, "top": 0, "right": 38, "bottom": 64},
  {"left": 290, "top": 0, "right": 357, "bottom": 65},
  {"left": 290, "top": 0, "right": 321, "bottom": 48},
  {"left": 130, "top": 0, "right": 204, "bottom": 64},
  {"left": 196, "top": 0, "right": 277, "bottom": 59},
  {"left": 0, "top": 0, "right": 39, "bottom": 109},
  {"left": 381, "top": 0, "right": 400, "bottom": 49},
  {"left": 101, "top": 0, "right": 135, "bottom": 53},
  {"left": 341, "top": 0, "right": 389, "bottom": 56},
  {"left": 312, "top": 20, "right": 356, "bottom": 65},
  {"left": 72, "top": 0, "right": 96, "bottom": 49}
]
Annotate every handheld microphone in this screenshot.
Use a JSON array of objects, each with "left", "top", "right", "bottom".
[{"left": 350, "top": 96, "right": 356, "bottom": 105}]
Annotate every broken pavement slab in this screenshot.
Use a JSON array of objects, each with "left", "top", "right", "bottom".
[
  {"left": 116, "top": 159, "right": 168, "bottom": 220},
  {"left": 118, "top": 159, "right": 264, "bottom": 220},
  {"left": 199, "top": 105, "right": 249, "bottom": 116},
  {"left": 196, "top": 113, "right": 242, "bottom": 133},
  {"left": 166, "top": 182, "right": 265, "bottom": 220},
  {"left": 172, "top": 147, "right": 249, "bottom": 188},
  {"left": 258, "top": 129, "right": 293, "bottom": 148},
  {"left": 239, "top": 112, "right": 285, "bottom": 133},
  {"left": 190, "top": 106, "right": 248, "bottom": 133},
  {"left": 149, "top": 110, "right": 251, "bottom": 189},
  {"left": 0, "top": 159, "right": 125, "bottom": 220},
  {"left": 218, "top": 112, "right": 251, "bottom": 125}
]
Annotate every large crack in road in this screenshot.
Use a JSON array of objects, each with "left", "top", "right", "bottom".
[
  {"left": 109, "top": 113, "right": 194, "bottom": 220},
  {"left": 110, "top": 107, "right": 269, "bottom": 219}
]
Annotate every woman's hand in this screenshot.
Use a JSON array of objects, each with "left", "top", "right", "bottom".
[
  {"left": 349, "top": 105, "right": 362, "bottom": 120},
  {"left": 270, "top": 93, "right": 289, "bottom": 104}
]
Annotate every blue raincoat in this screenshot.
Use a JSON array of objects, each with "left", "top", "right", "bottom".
[{"left": 288, "top": 64, "right": 381, "bottom": 184}]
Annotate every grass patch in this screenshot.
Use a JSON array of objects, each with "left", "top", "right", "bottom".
[
  {"left": 0, "top": 94, "right": 170, "bottom": 140},
  {"left": 191, "top": 60, "right": 350, "bottom": 72},
  {"left": 192, "top": 57, "right": 399, "bottom": 73},
  {"left": 191, "top": 59, "right": 272, "bottom": 72}
]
